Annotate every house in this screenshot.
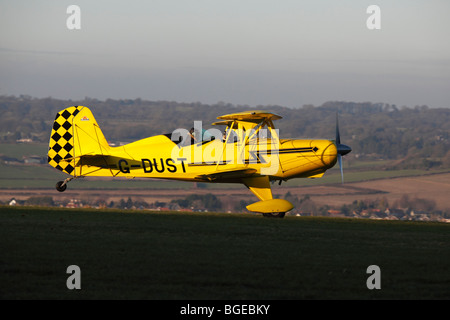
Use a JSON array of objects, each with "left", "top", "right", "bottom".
[
  {"left": 23, "top": 155, "right": 45, "bottom": 164},
  {"left": 328, "top": 210, "right": 347, "bottom": 218},
  {"left": 385, "top": 208, "right": 407, "bottom": 220}
]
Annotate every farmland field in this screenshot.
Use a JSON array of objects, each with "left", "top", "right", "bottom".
[
  {"left": 302, "top": 172, "right": 450, "bottom": 211},
  {"left": 1, "top": 206, "right": 450, "bottom": 300}
]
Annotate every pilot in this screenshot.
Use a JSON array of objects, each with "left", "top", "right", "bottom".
[
  {"left": 190, "top": 127, "right": 215, "bottom": 144},
  {"left": 189, "top": 128, "right": 196, "bottom": 144}
]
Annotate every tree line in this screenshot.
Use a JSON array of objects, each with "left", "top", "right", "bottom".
[{"left": 1, "top": 95, "right": 449, "bottom": 169}]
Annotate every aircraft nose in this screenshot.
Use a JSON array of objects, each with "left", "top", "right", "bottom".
[{"left": 321, "top": 141, "right": 338, "bottom": 168}]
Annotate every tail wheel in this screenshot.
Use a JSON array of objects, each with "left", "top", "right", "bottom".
[{"left": 56, "top": 181, "right": 67, "bottom": 192}]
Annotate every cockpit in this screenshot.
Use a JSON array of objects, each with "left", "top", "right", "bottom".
[
  {"left": 164, "top": 110, "right": 281, "bottom": 147},
  {"left": 164, "top": 127, "right": 222, "bottom": 146}
]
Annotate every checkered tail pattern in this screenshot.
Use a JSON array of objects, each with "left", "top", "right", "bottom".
[{"left": 48, "top": 106, "right": 82, "bottom": 175}]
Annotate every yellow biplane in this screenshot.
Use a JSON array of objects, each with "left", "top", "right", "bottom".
[{"left": 48, "top": 106, "right": 351, "bottom": 217}]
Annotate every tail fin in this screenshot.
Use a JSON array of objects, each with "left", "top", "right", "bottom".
[{"left": 48, "top": 106, "right": 110, "bottom": 176}]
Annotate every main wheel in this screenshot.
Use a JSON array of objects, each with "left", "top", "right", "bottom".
[
  {"left": 262, "top": 212, "right": 286, "bottom": 218},
  {"left": 56, "top": 181, "right": 67, "bottom": 192}
]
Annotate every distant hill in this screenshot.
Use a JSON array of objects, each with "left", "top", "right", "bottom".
[{"left": 1, "top": 95, "right": 449, "bottom": 169}]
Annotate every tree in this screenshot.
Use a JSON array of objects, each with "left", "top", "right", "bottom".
[{"left": 26, "top": 196, "right": 54, "bottom": 207}]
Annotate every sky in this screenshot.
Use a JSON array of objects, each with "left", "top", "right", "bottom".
[{"left": 1, "top": 0, "right": 449, "bottom": 108}]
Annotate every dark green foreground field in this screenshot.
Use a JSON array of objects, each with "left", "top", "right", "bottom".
[{"left": 1, "top": 206, "right": 450, "bottom": 300}]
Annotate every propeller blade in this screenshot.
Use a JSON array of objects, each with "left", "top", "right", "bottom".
[
  {"left": 336, "top": 112, "right": 341, "bottom": 145},
  {"left": 335, "top": 111, "right": 351, "bottom": 184},
  {"left": 338, "top": 154, "right": 344, "bottom": 184}
]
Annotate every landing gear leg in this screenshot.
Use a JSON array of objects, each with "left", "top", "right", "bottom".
[{"left": 56, "top": 177, "right": 73, "bottom": 192}]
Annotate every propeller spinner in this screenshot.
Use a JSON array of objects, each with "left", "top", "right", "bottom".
[{"left": 335, "top": 112, "right": 352, "bottom": 183}]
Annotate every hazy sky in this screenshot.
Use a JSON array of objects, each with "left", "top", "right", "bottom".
[{"left": 1, "top": 0, "right": 449, "bottom": 108}]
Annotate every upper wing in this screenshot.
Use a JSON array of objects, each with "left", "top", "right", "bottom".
[
  {"left": 216, "top": 110, "right": 282, "bottom": 122},
  {"left": 212, "top": 110, "right": 282, "bottom": 138}
]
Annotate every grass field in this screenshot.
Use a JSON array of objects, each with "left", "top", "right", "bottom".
[{"left": 1, "top": 206, "right": 450, "bottom": 300}]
